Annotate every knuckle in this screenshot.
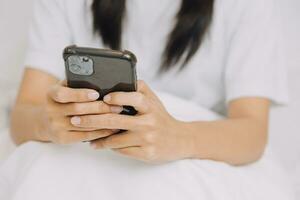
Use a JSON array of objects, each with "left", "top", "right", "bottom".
[
  {"left": 141, "top": 115, "right": 156, "bottom": 128},
  {"left": 138, "top": 80, "right": 146, "bottom": 88},
  {"left": 142, "top": 132, "right": 156, "bottom": 144},
  {"left": 138, "top": 80, "right": 150, "bottom": 94},
  {"left": 109, "top": 93, "right": 118, "bottom": 101},
  {"left": 72, "top": 103, "right": 83, "bottom": 114},
  {"left": 53, "top": 89, "right": 66, "bottom": 103},
  {"left": 135, "top": 93, "right": 145, "bottom": 105},
  {"left": 96, "top": 101, "right": 106, "bottom": 112}
]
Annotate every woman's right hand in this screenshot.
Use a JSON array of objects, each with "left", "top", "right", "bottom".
[{"left": 41, "top": 81, "right": 122, "bottom": 144}]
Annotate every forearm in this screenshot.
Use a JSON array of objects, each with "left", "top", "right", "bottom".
[
  {"left": 10, "top": 104, "right": 50, "bottom": 145},
  {"left": 183, "top": 118, "right": 268, "bottom": 165}
]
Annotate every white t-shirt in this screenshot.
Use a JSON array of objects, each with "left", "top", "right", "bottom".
[{"left": 24, "top": 0, "right": 289, "bottom": 114}]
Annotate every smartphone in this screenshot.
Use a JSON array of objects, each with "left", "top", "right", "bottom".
[{"left": 63, "top": 45, "right": 138, "bottom": 115}]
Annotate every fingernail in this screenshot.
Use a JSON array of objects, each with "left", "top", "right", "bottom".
[
  {"left": 88, "top": 92, "right": 100, "bottom": 100},
  {"left": 71, "top": 116, "right": 81, "bottom": 125},
  {"left": 110, "top": 106, "right": 123, "bottom": 113},
  {"left": 103, "top": 95, "right": 111, "bottom": 102}
]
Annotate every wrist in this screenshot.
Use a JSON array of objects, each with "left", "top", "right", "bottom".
[
  {"left": 175, "top": 120, "right": 198, "bottom": 159},
  {"left": 179, "top": 121, "right": 216, "bottom": 160},
  {"left": 33, "top": 108, "right": 51, "bottom": 143}
]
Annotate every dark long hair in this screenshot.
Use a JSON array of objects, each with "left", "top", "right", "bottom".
[{"left": 92, "top": 0, "right": 214, "bottom": 72}]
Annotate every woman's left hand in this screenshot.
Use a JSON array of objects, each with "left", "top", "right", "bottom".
[{"left": 70, "top": 80, "right": 193, "bottom": 164}]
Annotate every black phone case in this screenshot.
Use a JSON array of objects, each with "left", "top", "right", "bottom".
[{"left": 63, "top": 45, "right": 138, "bottom": 115}]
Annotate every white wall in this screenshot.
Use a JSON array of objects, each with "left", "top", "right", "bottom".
[{"left": 0, "top": 0, "right": 299, "bottom": 169}]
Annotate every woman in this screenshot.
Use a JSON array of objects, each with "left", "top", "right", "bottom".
[{"left": 7, "top": 0, "right": 291, "bottom": 198}]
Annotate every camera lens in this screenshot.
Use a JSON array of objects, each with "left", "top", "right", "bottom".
[
  {"left": 82, "top": 57, "right": 89, "bottom": 62},
  {"left": 71, "top": 64, "right": 81, "bottom": 72}
]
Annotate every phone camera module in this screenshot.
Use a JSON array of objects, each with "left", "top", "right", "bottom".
[{"left": 67, "top": 55, "right": 94, "bottom": 76}]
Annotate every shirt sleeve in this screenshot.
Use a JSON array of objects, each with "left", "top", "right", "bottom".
[
  {"left": 224, "top": 0, "right": 289, "bottom": 106},
  {"left": 24, "top": 0, "right": 72, "bottom": 79}
]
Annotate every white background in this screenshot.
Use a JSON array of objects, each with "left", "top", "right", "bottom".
[{"left": 0, "top": 0, "right": 299, "bottom": 170}]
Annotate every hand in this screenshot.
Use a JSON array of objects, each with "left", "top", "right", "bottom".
[
  {"left": 42, "top": 81, "right": 122, "bottom": 144},
  {"left": 70, "top": 81, "right": 193, "bottom": 163}
]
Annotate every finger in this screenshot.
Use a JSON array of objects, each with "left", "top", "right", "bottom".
[
  {"left": 52, "top": 116, "right": 101, "bottom": 131},
  {"left": 48, "top": 84, "right": 100, "bottom": 103},
  {"left": 103, "top": 92, "right": 149, "bottom": 114},
  {"left": 61, "top": 80, "right": 67, "bottom": 86},
  {"left": 70, "top": 114, "right": 137, "bottom": 130},
  {"left": 90, "top": 131, "right": 141, "bottom": 149},
  {"left": 113, "top": 147, "right": 146, "bottom": 161},
  {"left": 55, "top": 117, "right": 97, "bottom": 131},
  {"left": 47, "top": 115, "right": 95, "bottom": 131},
  {"left": 58, "top": 129, "right": 116, "bottom": 144},
  {"left": 61, "top": 101, "right": 122, "bottom": 116},
  {"left": 78, "top": 130, "right": 117, "bottom": 142}
]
